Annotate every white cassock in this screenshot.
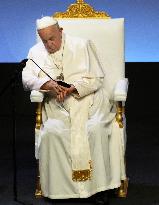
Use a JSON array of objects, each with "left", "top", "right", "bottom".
[{"left": 22, "top": 33, "right": 122, "bottom": 199}]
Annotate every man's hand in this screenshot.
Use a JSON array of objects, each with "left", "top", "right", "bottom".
[
  {"left": 56, "top": 85, "right": 77, "bottom": 102},
  {"left": 41, "top": 81, "right": 77, "bottom": 102},
  {"left": 40, "top": 80, "right": 63, "bottom": 95}
]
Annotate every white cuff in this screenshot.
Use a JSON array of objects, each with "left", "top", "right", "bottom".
[{"left": 34, "top": 76, "right": 50, "bottom": 90}]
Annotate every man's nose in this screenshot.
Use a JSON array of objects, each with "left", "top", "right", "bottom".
[{"left": 47, "top": 40, "right": 53, "bottom": 48}]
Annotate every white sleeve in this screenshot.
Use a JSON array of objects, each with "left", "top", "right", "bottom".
[
  {"left": 72, "top": 77, "right": 104, "bottom": 98},
  {"left": 72, "top": 40, "right": 104, "bottom": 98},
  {"left": 22, "top": 49, "right": 50, "bottom": 91}
]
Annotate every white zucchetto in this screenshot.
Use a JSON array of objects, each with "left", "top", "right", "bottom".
[{"left": 36, "top": 16, "right": 58, "bottom": 30}]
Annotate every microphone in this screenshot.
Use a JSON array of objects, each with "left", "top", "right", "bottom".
[
  {"left": 15, "top": 59, "right": 29, "bottom": 73},
  {"left": 13, "top": 59, "right": 29, "bottom": 77},
  {"left": 19, "top": 58, "right": 28, "bottom": 68}
]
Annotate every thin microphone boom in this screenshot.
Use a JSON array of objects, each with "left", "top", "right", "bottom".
[
  {"left": 28, "top": 58, "right": 71, "bottom": 88},
  {"left": 29, "top": 58, "right": 54, "bottom": 81}
]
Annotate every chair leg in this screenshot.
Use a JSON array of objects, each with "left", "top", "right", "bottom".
[
  {"left": 35, "top": 103, "right": 43, "bottom": 198},
  {"left": 35, "top": 160, "right": 43, "bottom": 198},
  {"left": 116, "top": 178, "right": 129, "bottom": 198}
]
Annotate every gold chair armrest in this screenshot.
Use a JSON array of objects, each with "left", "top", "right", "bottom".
[
  {"left": 35, "top": 102, "right": 42, "bottom": 129},
  {"left": 115, "top": 101, "right": 125, "bottom": 128}
]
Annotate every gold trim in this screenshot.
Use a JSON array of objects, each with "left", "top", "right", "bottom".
[
  {"left": 72, "top": 160, "right": 93, "bottom": 181},
  {"left": 72, "top": 169, "right": 91, "bottom": 181},
  {"left": 53, "top": 0, "right": 110, "bottom": 19},
  {"left": 35, "top": 179, "right": 43, "bottom": 198},
  {"left": 117, "top": 178, "right": 129, "bottom": 198},
  {"left": 35, "top": 160, "right": 43, "bottom": 198},
  {"left": 115, "top": 101, "right": 124, "bottom": 128}
]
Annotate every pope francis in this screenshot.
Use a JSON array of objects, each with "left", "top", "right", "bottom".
[{"left": 22, "top": 16, "right": 120, "bottom": 205}]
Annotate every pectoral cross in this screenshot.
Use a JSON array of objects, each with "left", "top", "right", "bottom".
[{"left": 56, "top": 72, "right": 64, "bottom": 81}]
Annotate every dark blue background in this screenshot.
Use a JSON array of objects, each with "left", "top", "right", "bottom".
[{"left": 0, "top": 0, "right": 159, "bottom": 62}]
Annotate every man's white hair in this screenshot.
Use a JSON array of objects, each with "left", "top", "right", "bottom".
[{"left": 36, "top": 16, "right": 58, "bottom": 30}]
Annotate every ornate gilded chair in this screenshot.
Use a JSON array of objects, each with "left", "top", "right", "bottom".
[{"left": 30, "top": 0, "right": 129, "bottom": 198}]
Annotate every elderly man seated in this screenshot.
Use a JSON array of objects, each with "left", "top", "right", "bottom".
[{"left": 22, "top": 16, "right": 120, "bottom": 205}]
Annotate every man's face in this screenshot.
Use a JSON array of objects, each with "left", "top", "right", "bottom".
[{"left": 38, "top": 25, "right": 63, "bottom": 54}]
